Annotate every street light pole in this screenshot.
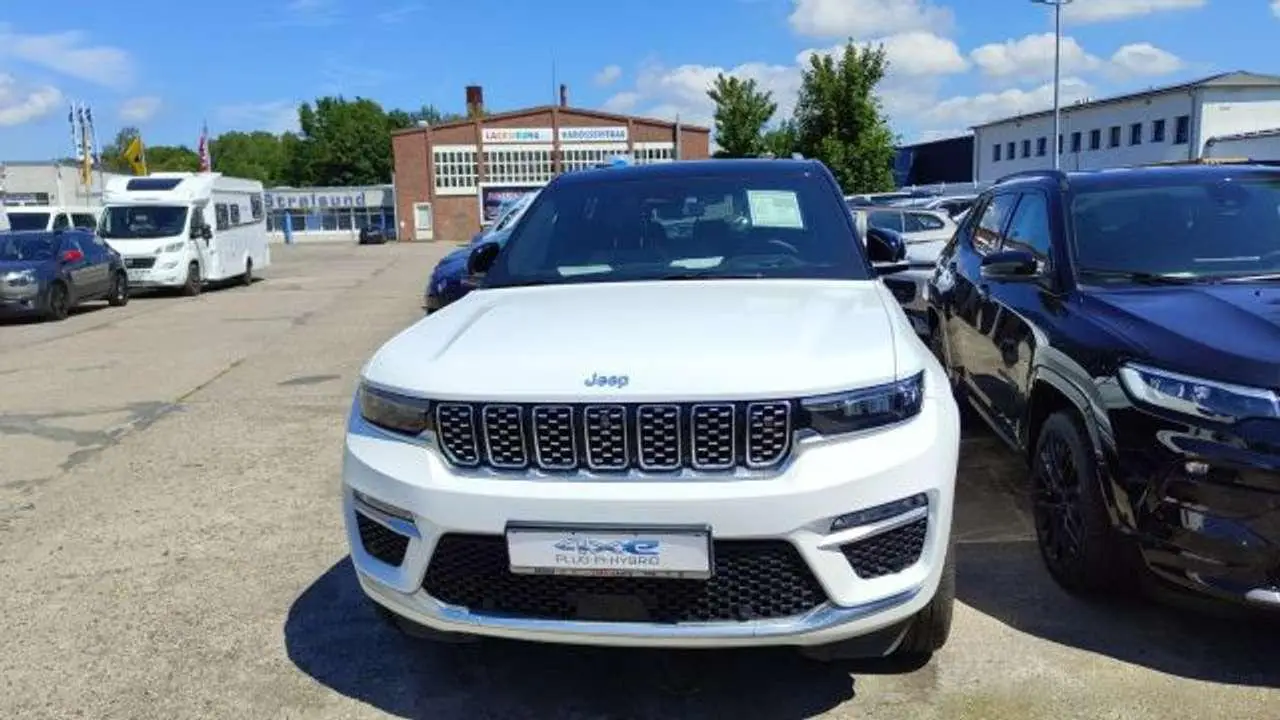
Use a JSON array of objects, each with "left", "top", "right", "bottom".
[{"left": 1033, "top": 0, "right": 1072, "bottom": 170}]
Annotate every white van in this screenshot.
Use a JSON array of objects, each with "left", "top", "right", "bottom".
[
  {"left": 5, "top": 205, "right": 102, "bottom": 233},
  {"left": 100, "top": 172, "right": 270, "bottom": 295}
]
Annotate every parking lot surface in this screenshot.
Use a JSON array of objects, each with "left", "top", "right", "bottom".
[{"left": 1, "top": 242, "right": 1276, "bottom": 719}]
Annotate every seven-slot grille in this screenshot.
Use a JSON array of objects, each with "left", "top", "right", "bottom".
[{"left": 434, "top": 401, "right": 792, "bottom": 473}]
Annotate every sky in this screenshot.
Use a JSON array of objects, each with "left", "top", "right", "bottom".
[{"left": 1, "top": 0, "right": 1278, "bottom": 160}]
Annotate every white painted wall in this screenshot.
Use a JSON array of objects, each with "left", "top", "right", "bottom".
[
  {"left": 1204, "top": 134, "right": 1280, "bottom": 161},
  {"left": 974, "top": 90, "right": 1199, "bottom": 181}
]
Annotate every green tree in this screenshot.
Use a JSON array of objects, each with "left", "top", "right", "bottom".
[
  {"left": 295, "top": 96, "right": 396, "bottom": 186},
  {"left": 793, "top": 42, "right": 897, "bottom": 193},
  {"left": 386, "top": 104, "right": 466, "bottom": 130},
  {"left": 707, "top": 74, "right": 778, "bottom": 158},
  {"left": 761, "top": 119, "right": 799, "bottom": 158},
  {"left": 99, "top": 126, "right": 200, "bottom": 174},
  {"left": 208, "top": 131, "right": 288, "bottom": 185}
]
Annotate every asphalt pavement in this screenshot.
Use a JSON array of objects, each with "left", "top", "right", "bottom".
[{"left": 0, "top": 242, "right": 1276, "bottom": 719}]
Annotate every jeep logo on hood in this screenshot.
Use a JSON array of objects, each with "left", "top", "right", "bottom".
[{"left": 584, "top": 373, "right": 629, "bottom": 389}]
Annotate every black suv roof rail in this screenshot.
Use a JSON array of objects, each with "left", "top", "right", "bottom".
[{"left": 992, "top": 169, "right": 1069, "bottom": 186}]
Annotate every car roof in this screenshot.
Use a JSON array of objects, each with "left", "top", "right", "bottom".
[
  {"left": 550, "top": 158, "right": 828, "bottom": 187},
  {"left": 995, "top": 163, "right": 1280, "bottom": 193}
]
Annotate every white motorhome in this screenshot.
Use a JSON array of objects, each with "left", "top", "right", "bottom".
[
  {"left": 5, "top": 205, "right": 102, "bottom": 232},
  {"left": 100, "top": 172, "right": 270, "bottom": 294}
]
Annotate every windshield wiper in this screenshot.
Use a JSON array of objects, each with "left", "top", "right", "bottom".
[
  {"left": 1076, "top": 268, "right": 1204, "bottom": 285},
  {"left": 658, "top": 271, "right": 766, "bottom": 280}
]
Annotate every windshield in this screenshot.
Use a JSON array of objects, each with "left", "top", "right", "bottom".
[
  {"left": 100, "top": 205, "right": 189, "bottom": 239},
  {"left": 0, "top": 234, "right": 56, "bottom": 262},
  {"left": 483, "top": 170, "right": 870, "bottom": 288},
  {"left": 1070, "top": 174, "right": 1280, "bottom": 280},
  {"left": 8, "top": 213, "right": 50, "bottom": 231}
]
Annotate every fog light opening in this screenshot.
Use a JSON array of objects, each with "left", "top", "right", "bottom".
[
  {"left": 1184, "top": 460, "right": 1210, "bottom": 477},
  {"left": 830, "top": 493, "right": 928, "bottom": 532}
]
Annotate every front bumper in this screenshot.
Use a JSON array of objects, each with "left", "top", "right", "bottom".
[
  {"left": 0, "top": 280, "right": 42, "bottom": 312},
  {"left": 1106, "top": 402, "right": 1280, "bottom": 610},
  {"left": 124, "top": 260, "right": 184, "bottom": 288},
  {"left": 341, "top": 392, "right": 961, "bottom": 649},
  {"left": 881, "top": 267, "right": 932, "bottom": 336}
]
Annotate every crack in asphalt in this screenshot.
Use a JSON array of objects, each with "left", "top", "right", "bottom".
[{"left": 0, "top": 401, "right": 181, "bottom": 477}]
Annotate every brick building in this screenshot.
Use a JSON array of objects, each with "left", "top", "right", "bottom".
[{"left": 391, "top": 85, "right": 710, "bottom": 243}]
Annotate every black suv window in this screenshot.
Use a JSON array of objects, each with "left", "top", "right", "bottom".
[
  {"left": 972, "top": 194, "right": 1018, "bottom": 254},
  {"left": 1004, "top": 192, "right": 1052, "bottom": 259}
]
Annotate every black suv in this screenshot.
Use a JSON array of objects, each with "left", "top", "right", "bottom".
[{"left": 926, "top": 164, "right": 1280, "bottom": 610}]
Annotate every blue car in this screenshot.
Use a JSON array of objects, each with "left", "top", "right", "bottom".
[
  {"left": 423, "top": 190, "right": 538, "bottom": 312},
  {"left": 0, "top": 228, "right": 130, "bottom": 321}
]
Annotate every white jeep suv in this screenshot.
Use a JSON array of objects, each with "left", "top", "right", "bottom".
[{"left": 343, "top": 159, "right": 962, "bottom": 662}]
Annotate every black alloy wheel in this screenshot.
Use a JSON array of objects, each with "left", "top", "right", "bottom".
[
  {"left": 108, "top": 271, "right": 129, "bottom": 307},
  {"left": 1029, "top": 411, "right": 1133, "bottom": 597},
  {"left": 44, "top": 282, "right": 71, "bottom": 321}
]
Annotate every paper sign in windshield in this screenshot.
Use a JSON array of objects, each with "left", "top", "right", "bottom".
[{"left": 746, "top": 190, "right": 804, "bottom": 229}]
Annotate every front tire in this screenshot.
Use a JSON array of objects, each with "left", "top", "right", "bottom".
[
  {"left": 43, "top": 282, "right": 70, "bottom": 321},
  {"left": 893, "top": 540, "right": 955, "bottom": 659},
  {"left": 242, "top": 258, "right": 253, "bottom": 287},
  {"left": 1030, "top": 411, "right": 1133, "bottom": 597},
  {"left": 108, "top": 271, "right": 129, "bottom": 307},
  {"left": 181, "top": 262, "right": 202, "bottom": 297}
]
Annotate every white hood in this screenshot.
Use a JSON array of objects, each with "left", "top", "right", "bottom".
[{"left": 364, "top": 279, "right": 908, "bottom": 402}]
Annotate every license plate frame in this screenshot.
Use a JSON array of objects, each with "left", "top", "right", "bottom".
[{"left": 505, "top": 522, "right": 714, "bottom": 580}]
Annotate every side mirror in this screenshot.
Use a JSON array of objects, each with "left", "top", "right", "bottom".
[
  {"left": 865, "top": 227, "right": 909, "bottom": 276},
  {"left": 467, "top": 241, "right": 501, "bottom": 278},
  {"left": 201, "top": 225, "right": 213, "bottom": 241},
  {"left": 61, "top": 248, "right": 84, "bottom": 263},
  {"left": 981, "top": 249, "right": 1039, "bottom": 278}
]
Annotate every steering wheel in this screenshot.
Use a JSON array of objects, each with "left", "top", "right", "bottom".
[{"left": 763, "top": 238, "right": 801, "bottom": 254}]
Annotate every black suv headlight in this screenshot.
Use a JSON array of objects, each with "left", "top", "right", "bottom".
[
  {"left": 1118, "top": 363, "right": 1280, "bottom": 424},
  {"left": 799, "top": 371, "right": 924, "bottom": 436},
  {"left": 357, "top": 382, "right": 433, "bottom": 435}
]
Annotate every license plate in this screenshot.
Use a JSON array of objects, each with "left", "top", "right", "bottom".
[
  {"left": 127, "top": 269, "right": 146, "bottom": 280},
  {"left": 506, "top": 525, "right": 712, "bottom": 579}
]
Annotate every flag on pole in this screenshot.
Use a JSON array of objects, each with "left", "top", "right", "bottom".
[
  {"left": 123, "top": 135, "right": 148, "bottom": 176},
  {"left": 68, "top": 103, "right": 80, "bottom": 163},
  {"left": 85, "top": 106, "right": 101, "bottom": 167},
  {"left": 77, "top": 104, "right": 92, "bottom": 185},
  {"left": 197, "top": 121, "right": 212, "bottom": 172}
]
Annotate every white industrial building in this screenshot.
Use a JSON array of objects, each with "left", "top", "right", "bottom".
[
  {"left": 971, "top": 71, "right": 1280, "bottom": 181},
  {"left": 0, "top": 161, "right": 128, "bottom": 207}
]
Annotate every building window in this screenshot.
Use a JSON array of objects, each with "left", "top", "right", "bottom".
[
  {"left": 1108, "top": 126, "right": 1121, "bottom": 148},
  {"left": 1071, "top": 132, "right": 1082, "bottom": 153},
  {"left": 1036, "top": 137, "right": 1047, "bottom": 157},
  {"left": 1021, "top": 139, "right": 1030, "bottom": 158},
  {"left": 1174, "top": 115, "right": 1190, "bottom": 144},
  {"left": 993, "top": 143, "right": 1002, "bottom": 162},
  {"left": 481, "top": 146, "right": 554, "bottom": 185},
  {"left": 433, "top": 145, "right": 479, "bottom": 194},
  {"left": 633, "top": 143, "right": 675, "bottom": 164},
  {"left": 562, "top": 145, "right": 631, "bottom": 172},
  {"left": 1006, "top": 141, "right": 1015, "bottom": 159},
  {"left": 1130, "top": 123, "right": 1142, "bottom": 146},
  {"left": 1089, "top": 129, "right": 1101, "bottom": 150},
  {"left": 1152, "top": 119, "right": 1166, "bottom": 142}
]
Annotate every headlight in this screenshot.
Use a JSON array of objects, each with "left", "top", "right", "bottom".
[
  {"left": 3, "top": 269, "right": 36, "bottom": 286},
  {"left": 1118, "top": 363, "right": 1280, "bottom": 424},
  {"left": 163, "top": 242, "right": 185, "bottom": 253},
  {"left": 799, "top": 371, "right": 924, "bottom": 435},
  {"left": 357, "top": 382, "right": 432, "bottom": 435}
]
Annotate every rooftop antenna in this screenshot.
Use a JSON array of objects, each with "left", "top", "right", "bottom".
[{"left": 551, "top": 56, "right": 557, "bottom": 106}]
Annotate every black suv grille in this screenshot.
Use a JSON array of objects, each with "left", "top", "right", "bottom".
[
  {"left": 840, "top": 518, "right": 928, "bottom": 579},
  {"left": 422, "top": 534, "right": 828, "bottom": 623},
  {"left": 434, "top": 401, "right": 793, "bottom": 473},
  {"left": 356, "top": 512, "right": 410, "bottom": 566}
]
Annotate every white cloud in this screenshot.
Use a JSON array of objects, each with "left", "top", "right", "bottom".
[
  {"left": 0, "top": 25, "right": 133, "bottom": 89},
  {"left": 605, "top": 60, "right": 800, "bottom": 129},
  {"left": 800, "top": 31, "right": 969, "bottom": 76},
  {"left": 0, "top": 74, "right": 62, "bottom": 126},
  {"left": 971, "top": 34, "right": 1102, "bottom": 80},
  {"left": 1108, "top": 43, "right": 1184, "bottom": 76},
  {"left": 1062, "top": 0, "right": 1204, "bottom": 24},
  {"left": 264, "top": 0, "right": 342, "bottom": 27},
  {"left": 788, "top": 0, "right": 952, "bottom": 39},
  {"left": 1271, "top": 0, "right": 1279, "bottom": 17},
  {"left": 912, "top": 129, "right": 972, "bottom": 144},
  {"left": 922, "top": 77, "right": 1093, "bottom": 128},
  {"left": 119, "top": 96, "right": 162, "bottom": 123},
  {"left": 215, "top": 100, "right": 300, "bottom": 134},
  {"left": 594, "top": 64, "right": 622, "bottom": 87},
  {"left": 375, "top": 3, "right": 422, "bottom": 23}
]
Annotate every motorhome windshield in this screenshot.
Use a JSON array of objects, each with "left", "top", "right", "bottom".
[
  {"left": 100, "top": 205, "right": 189, "bottom": 239},
  {"left": 8, "top": 213, "right": 50, "bottom": 231}
]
